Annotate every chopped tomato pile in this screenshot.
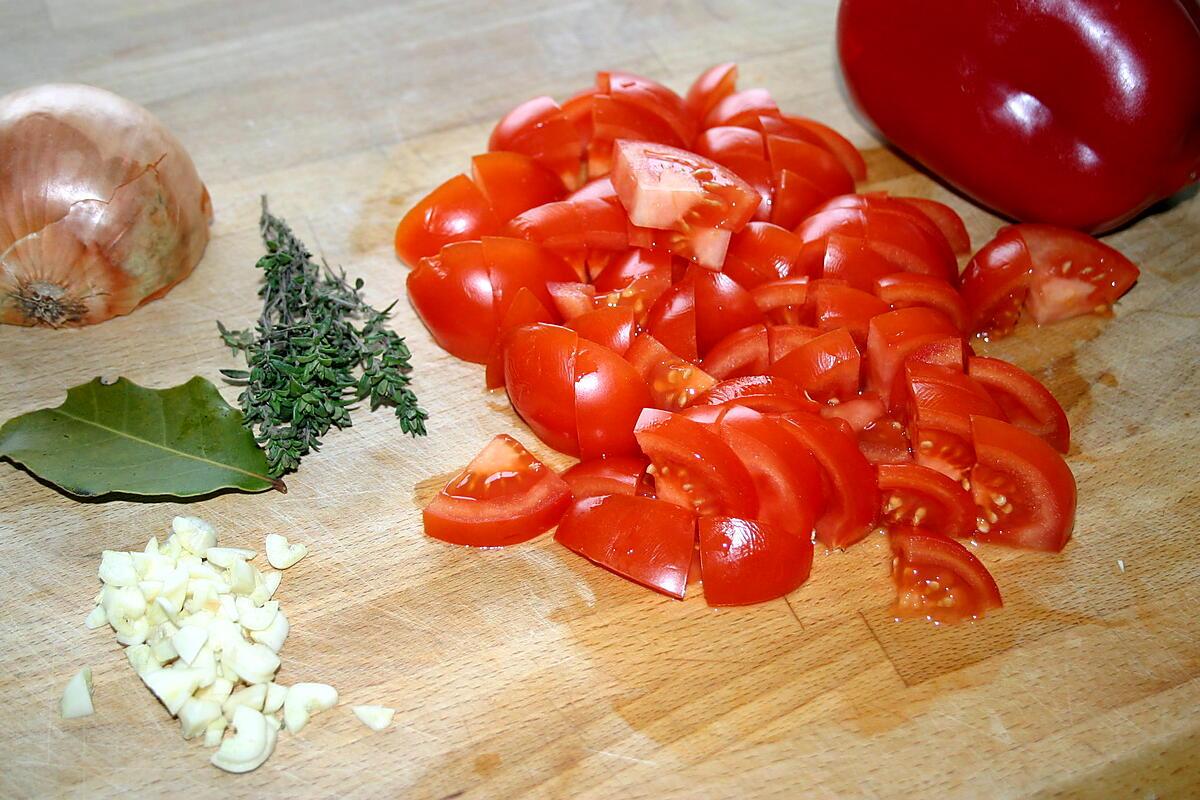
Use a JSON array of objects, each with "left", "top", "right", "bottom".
[{"left": 399, "top": 63, "right": 1139, "bottom": 622}]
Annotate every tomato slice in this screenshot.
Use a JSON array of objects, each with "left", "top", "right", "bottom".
[
  {"left": 485, "top": 287, "right": 556, "bottom": 389},
  {"left": 1017, "top": 224, "right": 1142, "bottom": 326},
  {"left": 484, "top": 236, "right": 578, "bottom": 314},
  {"left": 599, "top": 71, "right": 695, "bottom": 145},
  {"left": 394, "top": 174, "right": 501, "bottom": 268},
  {"left": 611, "top": 140, "right": 759, "bottom": 234},
  {"left": 895, "top": 197, "right": 970, "bottom": 254},
  {"left": 547, "top": 281, "right": 597, "bottom": 320},
  {"left": 970, "top": 416, "right": 1076, "bottom": 552},
  {"left": 693, "top": 267, "right": 764, "bottom": 355},
  {"left": 813, "top": 280, "right": 890, "bottom": 346},
  {"left": 566, "top": 306, "right": 636, "bottom": 356},
  {"left": 423, "top": 434, "right": 572, "bottom": 547},
  {"left": 573, "top": 338, "right": 652, "bottom": 460},
  {"left": 503, "top": 323, "right": 581, "bottom": 455},
  {"left": 592, "top": 247, "right": 672, "bottom": 292},
  {"left": 489, "top": 96, "right": 585, "bottom": 189},
  {"left": 699, "top": 517, "right": 814, "bottom": 606},
  {"left": 770, "top": 168, "right": 831, "bottom": 230},
  {"left": 768, "top": 327, "right": 861, "bottom": 403},
  {"left": 569, "top": 176, "right": 618, "bottom": 202},
  {"left": 796, "top": 206, "right": 957, "bottom": 284},
  {"left": 877, "top": 463, "right": 975, "bottom": 538},
  {"left": 626, "top": 222, "right": 732, "bottom": 270},
  {"left": 777, "top": 412, "right": 880, "bottom": 548},
  {"left": 507, "top": 197, "right": 630, "bottom": 252},
  {"left": 693, "top": 125, "right": 766, "bottom": 162},
  {"left": 555, "top": 494, "right": 697, "bottom": 599},
  {"left": 686, "top": 62, "right": 739, "bottom": 121},
  {"left": 967, "top": 356, "right": 1070, "bottom": 453},
  {"left": 821, "top": 234, "right": 902, "bottom": 292},
  {"left": 592, "top": 95, "right": 688, "bottom": 155},
  {"left": 874, "top": 272, "right": 969, "bottom": 331},
  {"left": 693, "top": 375, "right": 820, "bottom": 414},
  {"left": 704, "top": 88, "right": 780, "bottom": 128},
  {"left": 813, "top": 193, "right": 959, "bottom": 265},
  {"left": 561, "top": 456, "right": 648, "bottom": 500},
  {"left": 723, "top": 222, "right": 806, "bottom": 289},
  {"left": 781, "top": 116, "right": 868, "bottom": 182},
  {"left": 634, "top": 409, "right": 758, "bottom": 518},
  {"left": 470, "top": 152, "right": 566, "bottom": 223},
  {"left": 752, "top": 276, "right": 810, "bottom": 325},
  {"left": 906, "top": 361, "right": 1004, "bottom": 480},
  {"left": 644, "top": 279, "right": 698, "bottom": 361},
  {"left": 714, "top": 408, "right": 825, "bottom": 536},
  {"left": 702, "top": 323, "right": 769, "bottom": 380},
  {"left": 406, "top": 243, "right": 492, "bottom": 362},
  {"left": 889, "top": 527, "right": 1003, "bottom": 623},
  {"left": 767, "top": 323, "right": 823, "bottom": 362},
  {"left": 766, "top": 134, "right": 855, "bottom": 199},
  {"left": 625, "top": 333, "right": 717, "bottom": 410},
  {"left": 960, "top": 227, "right": 1033, "bottom": 339},
  {"left": 865, "top": 307, "right": 960, "bottom": 411}
]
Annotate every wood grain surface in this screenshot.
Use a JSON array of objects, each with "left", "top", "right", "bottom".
[{"left": 1, "top": 2, "right": 1198, "bottom": 798}]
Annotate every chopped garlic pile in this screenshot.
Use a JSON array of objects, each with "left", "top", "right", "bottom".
[{"left": 87, "top": 516, "right": 336, "bottom": 773}]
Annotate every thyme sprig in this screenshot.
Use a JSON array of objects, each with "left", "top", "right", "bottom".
[{"left": 218, "top": 198, "right": 427, "bottom": 476}]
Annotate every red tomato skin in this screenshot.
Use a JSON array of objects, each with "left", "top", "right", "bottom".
[
  {"left": 488, "top": 95, "right": 585, "bottom": 189},
  {"left": 1015, "top": 224, "right": 1142, "bottom": 326},
  {"left": 897, "top": 197, "right": 970, "bottom": 254},
  {"left": 573, "top": 339, "right": 653, "bottom": 460},
  {"left": 970, "top": 416, "right": 1077, "bottom": 552},
  {"left": 394, "top": 174, "right": 501, "bottom": 268},
  {"left": 599, "top": 71, "right": 695, "bottom": 145},
  {"left": 566, "top": 306, "right": 636, "bottom": 356},
  {"left": 644, "top": 280, "right": 699, "bottom": 362},
  {"left": 813, "top": 280, "right": 890, "bottom": 347},
  {"left": 693, "top": 268, "right": 764, "bottom": 356},
  {"left": 838, "top": 0, "right": 1200, "bottom": 233},
  {"left": 484, "top": 236, "right": 579, "bottom": 314},
  {"left": 865, "top": 307, "right": 960, "bottom": 412},
  {"left": 874, "top": 272, "right": 969, "bottom": 332},
  {"left": 960, "top": 227, "right": 1032, "bottom": 339},
  {"left": 694, "top": 375, "right": 821, "bottom": 414},
  {"left": 686, "top": 62, "right": 739, "bottom": 121},
  {"left": 624, "top": 333, "right": 717, "bottom": 411},
  {"left": 702, "top": 323, "right": 769, "bottom": 380},
  {"left": 723, "top": 222, "right": 806, "bottom": 289},
  {"left": 967, "top": 356, "right": 1070, "bottom": 453},
  {"left": 423, "top": 435, "right": 573, "bottom": 547},
  {"left": 406, "top": 242, "right": 496, "bottom": 363},
  {"left": 782, "top": 116, "right": 868, "bottom": 182},
  {"left": 768, "top": 327, "right": 861, "bottom": 403},
  {"left": 766, "top": 134, "right": 856, "bottom": 199},
  {"left": 507, "top": 197, "right": 630, "bottom": 252},
  {"left": 777, "top": 412, "right": 880, "bottom": 549},
  {"left": 470, "top": 152, "right": 567, "bottom": 223},
  {"left": 485, "top": 287, "right": 557, "bottom": 389},
  {"left": 699, "top": 517, "right": 814, "bottom": 606},
  {"left": 561, "top": 456, "right": 648, "bottom": 500},
  {"left": 503, "top": 324, "right": 581, "bottom": 455},
  {"left": 634, "top": 409, "right": 759, "bottom": 519},
  {"left": 704, "top": 88, "right": 780, "bottom": 128},
  {"left": 555, "top": 494, "right": 697, "bottom": 599}
]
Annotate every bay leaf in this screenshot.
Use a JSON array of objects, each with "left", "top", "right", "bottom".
[{"left": 0, "top": 376, "right": 283, "bottom": 499}]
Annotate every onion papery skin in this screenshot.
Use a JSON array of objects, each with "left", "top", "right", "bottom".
[{"left": 0, "top": 84, "right": 212, "bottom": 327}]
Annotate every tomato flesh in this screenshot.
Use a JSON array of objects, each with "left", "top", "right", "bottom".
[
  {"left": 967, "top": 356, "right": 1070, "bottom": 452},
  {"left": 625, "top": 333, "right": 717, "bottom": 410},
  {"left": 424, "top": 434, "right": 572, "bottom": 547},
  {"left": 768, "top": 327, "right": 861, "bottom": 403},
  {"left": 556, "top": 494, "right": 697, "bottom": 599},
  {"left": 561, "top": 456, "right": 648, "bottom": 500},
  {"left": 877, "top": 463, "right": 974, "bottom": 538},
  {"left": 890, "top": 527, "right": 1002, "bottom": 623},
  {"left": 699, "top": 517, "right": 814, "bottom": 606}
]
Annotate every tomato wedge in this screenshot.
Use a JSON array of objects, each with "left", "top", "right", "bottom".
[
  {"left": 395, "top": 174, "right": 501, "bottom": 268},
  {"left": 1018, "top": 224, "right": 1142, "bottom": 326},
  {"left": 634, "top": 409, "right": 758, "bottom": 518},
  {"left": 752, "top": 276, "right": 810, "bottom": 325},
  {"left": 702, "top": 323, "right": 769, "bottom": 380},
  {"left": 625, "top": 333, "right": 717, "bottom": 410},
  {"left": 599, "top": 71, "right": 695, "bottom": 145},
  {"left": 877, "top": 463, "right": 975, "bottom": 538},
  {"left": 489, "top": 96, "right": 585, "bottom": 189},
  {"left": 693, "top": 375, "right": 820, "bottom": 414},
  {"left": 507, "top": 197, "right": 630, "bottom": 252},
  {"left": 555, "top": 494, "right": 697, "bottom": 599},
  {"left": 959, "top": 226, "right": 1031, "bottom": 339},
  {"left": 967, "top": 356, "right": 1070, "bottom": 453},
  {"left": 566, "top": 306, "right": 636, "bottom": 355},
  {"left": 503, "top": 324, "right": 581, "bottom": 454},
  {"left": 573, "top": 339, "right": 652, "bottom": 459},
  {"left": 782, "top": 116, "right": 868, "bottom": 182},
  {"left": 768, "top": 327, "right": 861, "bottom": 403},
  {"left": 970, "top": 416, "right": 1076, "bottom": 551},
  {"left": 424, "top": 434, "right": 572, "bottom": 547},
  {"left": 722, "top": 222, "right": 807, "bottom": 289},
  {"left": 813, "top": 280, "right": 890, "bottom": 346},
  {"left": 865, "top": 307, "right": 960, "bottom": 411},
  {"left": 874, "top": 272, "right": 969, "bottom": 331},
  {"left": 686, "top": 62, "right": 739, "bottom": 121},
  {"left": 407, "top": 242, "right": 496, "bottom": 363},
  {"left": 470, "top": 151, "right": 567, "bottom": 222},
  {"left": 699, "top": 517, "right": 814, "bottom": 606},
  {"left": 561, "top": 456, "right": 649, "bottom": 500},
  {"left": 485, "top": 287, "right": 556, "bottom": 389},
  {"left": 611, "top": 140, "right": 759, "bottom": 233},
  {"left": 777, "top": 412, "right": 879, "bottom": 548},
  {"left": 693, "top": 267, "right": 764, "bottom": 355},
  {"left": 889, "top": 527, "right": 1002, "bottom": 623}
]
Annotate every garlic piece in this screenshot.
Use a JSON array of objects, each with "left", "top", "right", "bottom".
[
  {"left": 84, "top": 605, "right": 107, "bottom": 629},
  {"left": 250, "top": 609, "right": 289, "bottom": 653},
  {"left": 263, "top": 683, "right": 288, "bottom": 715},
  {"left": 204, "top": 717, "right": 227, "bottom": 748},
  {"left": 143, "top": 666, "right": 202, "bottom": 716},
  {"left": 171, "top": 626, "right": 208, "bottom": 665},
  {"left": 261, "top": 571, "right": 283, "bottom": 600},
  {"left": 204, "top": 547, "right": 256, "bottom": 569},
  {"left": 178, "top": 698, "right": 222, "bottom": 739},
  {"left": 265, "top": 534, "right": 308, "bottom": 570},
  {"left": 99, "top": 551, "right": 138, "bottom": 586},
  {"left": 195, "top": 678, "right": 234, "bottom": 706},
  {"left": 149, "top": 636, "right": 179, "bottom": 666},
  {"left": 172, "top": 516, "right": 217, "bottom": 556},
  {"left": 222, "top": 683, "right": 267, "bottom": 719},
  {"left": 125, "top": 644, "right": 159, "bottom": 677},
  {"left": 234, "top": 598, "right": 278, "bottom": 631},
  {"left": 282, "top": 683, "right": 338, "bottom": 734},
  {"left": 351, "top": 705, "right": 395, "bottom": 732},
  {"left": 228, "top": 641, "right": 280, "bottom": 685},
  {"left": 227, "top": 558, "right": 256, "bottom": 596},
  {"left": 211, "top": 706, "right": 276, "bottom": 773},
  {"left": 60, "top": 668, "right": 94, "bottom": 719}
]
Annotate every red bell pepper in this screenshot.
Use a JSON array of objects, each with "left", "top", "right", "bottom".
[{"left": 837, "top": 0, "right": 1200, "bottom": 234}]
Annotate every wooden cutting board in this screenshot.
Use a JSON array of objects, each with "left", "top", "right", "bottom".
[{"left": 2, "top": 2, "right": 1197, "bottom": 797}]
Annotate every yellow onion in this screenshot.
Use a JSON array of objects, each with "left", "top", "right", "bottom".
[{"left": 0, "top": 84, "right": 212, "bottom": 326}]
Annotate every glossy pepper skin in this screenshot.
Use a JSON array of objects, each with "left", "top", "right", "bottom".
[{"left": 837, "top": 0, "right": 1200, "bottom": 234}]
